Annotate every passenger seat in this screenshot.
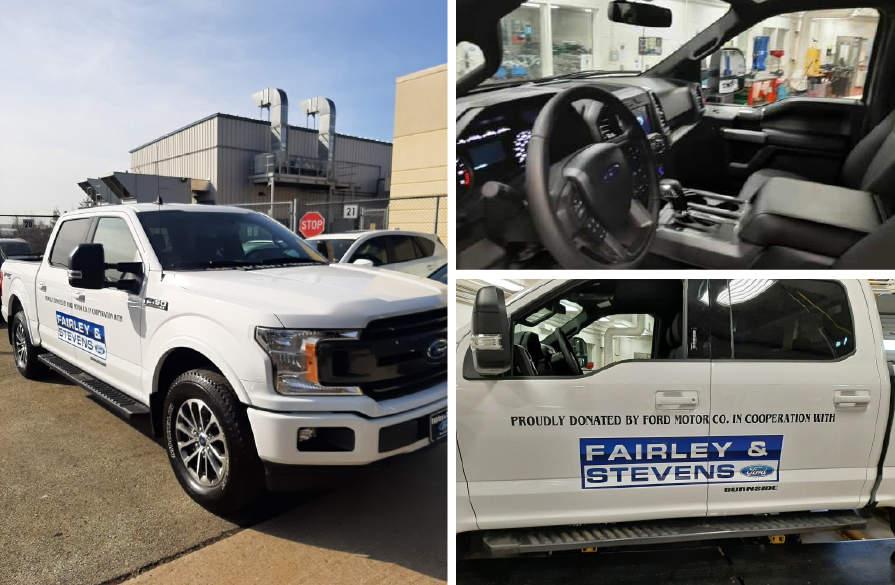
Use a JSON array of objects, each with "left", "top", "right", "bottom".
[
  {"left": 666, "top": 313, "right": 684, "bottom": 359},
  {"left": 738, "top": 108, "right": 895, "bottom": 203}
]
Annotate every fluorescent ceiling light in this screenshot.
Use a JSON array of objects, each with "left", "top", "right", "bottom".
[
  {"left": 560, "top": 300, "right": 581, "bottom": 312},
  {"left": 599, "top": 317, "right": 610, "bottom": 322},
  {"left": 613, "top": 323, "right": 630, "bottom": 329},
  {"left": 717, "top": 279, "right": 776, "bottom": 306},
  {"left": 480, "top": 278, "right": 524, "bottom": 292}
]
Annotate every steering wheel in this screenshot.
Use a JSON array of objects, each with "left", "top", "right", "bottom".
[
  {"left": 554, "top": 328, "right": 583, "bottom": 377},
  {"left": 526, "top": 85, "right": 662, "bottom": 269}
]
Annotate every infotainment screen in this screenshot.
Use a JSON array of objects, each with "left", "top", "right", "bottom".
[
  {"left": 632, "top": 106, "right": 653, "bottom": 135},
  {"left": 468, "top": 140, "right": 506, "bottom": 170}
]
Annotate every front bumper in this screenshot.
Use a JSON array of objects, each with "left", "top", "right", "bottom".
[{"left": 245, "top": 396, "right": 448, "bottom": 467}]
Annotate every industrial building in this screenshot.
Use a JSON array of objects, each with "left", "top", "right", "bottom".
[{"left": 80, "top": 88, "right": 392, "bottom": 222}]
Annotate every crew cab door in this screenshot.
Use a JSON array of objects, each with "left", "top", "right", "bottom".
[
  {"left": 36, "top": 217, "right": 93, "bottom": 362},
  {"left": 456, "top": 279, "right": 713, "bottom": 531},
  {"left": 706, "top": 279, "right": 884, "bottom": 515},
  {"left": 73, "top": 216, "right": 145, "bottom": 397}
]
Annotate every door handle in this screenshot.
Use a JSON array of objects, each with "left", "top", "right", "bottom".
[
  {"left": 656, "top": 391, "right": 698, "bottom": 410},
  {"left": 834, "top": 390, "right": 871, "bottom": 409},
  {"left": 74, "top": 291, "right": 85, "bottom": 303},
  {"left": 38, "top": 282, "right": 47, "bottom": 292}
]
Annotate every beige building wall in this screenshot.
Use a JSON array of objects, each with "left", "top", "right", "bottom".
[{"left": 389, "top": 64, "right": 448, "bottom": 244}]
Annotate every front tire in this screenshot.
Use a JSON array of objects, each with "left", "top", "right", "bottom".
[
  {"left": 12, "top": 311, "right": 46, "bottom": 379},
  {"left": 164, "top": 369, "right": 263, "bottom": 514}
]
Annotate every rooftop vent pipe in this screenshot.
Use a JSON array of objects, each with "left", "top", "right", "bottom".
[
  {"left": 252, "top": 88, "right": 289, "bottom": 165},
  {"left": 301, "top": 97, "right": 336, "bottom": 180}
]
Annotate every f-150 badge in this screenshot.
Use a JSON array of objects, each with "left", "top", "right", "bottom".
[{"left": 145, "top": 298, "right": 169, "bottom": 311}]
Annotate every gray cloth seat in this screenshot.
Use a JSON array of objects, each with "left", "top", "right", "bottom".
[
  {"left": 666, "top": 313, "right": 684, "bottom": 359},
  {"left": 738, "top": 108, "right": 895, "bottom": 205}
]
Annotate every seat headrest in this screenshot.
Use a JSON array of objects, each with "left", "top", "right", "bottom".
[
  {"left": 666, "top": 313, "right": 683, "bottom": 347},
  {"left": 513, "top": 331, "right": 544, "bottom": 361}
]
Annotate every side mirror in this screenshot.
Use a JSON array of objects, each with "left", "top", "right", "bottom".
[
  {"left": 470, "top": 286, "right": 512, "bottom": 376},
  {"left": 608, "top": 1, "right": 672, "bottom": 28},
  {"left": 68, "top": 244, "right": 105, "bottom": 289},
  {"left": 353, "top": 259, "right": 375, "bottom": 267}
]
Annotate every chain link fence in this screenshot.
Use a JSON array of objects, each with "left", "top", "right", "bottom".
[
  {"left": 0, "top": 215, "right": 59, "bottom": 255},
  {"left": 296, "top": 195, "right": 447, "bottom": 243},
  {"left": 230, "top": 201, "right": 295, "bottom": 232}
]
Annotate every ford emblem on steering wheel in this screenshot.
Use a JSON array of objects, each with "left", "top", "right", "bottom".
[{"left": 602, "top": 163, "right": 622, "bottom": 184}]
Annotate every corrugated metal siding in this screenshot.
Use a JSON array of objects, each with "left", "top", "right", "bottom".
[
  {"left": 129, "top": 114, "right": 392, "bottom": 205},
  {"left": 130, "top": 118, "right": 217, "bottom": 170}
]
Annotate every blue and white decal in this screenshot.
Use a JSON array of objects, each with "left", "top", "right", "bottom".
[
  {"left": 56, "top": 311, "right": 107, "bottom": 362},
  {"left": 580, "top": 435, "right": 783, "bottom": 489}
]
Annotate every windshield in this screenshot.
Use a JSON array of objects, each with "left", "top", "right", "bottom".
[
  {"left": 457, "top": 1, "right": 731, "bottom": 85},
  {"left": 312, "top": 239, "right": 355, "bottom": 262},
  {"left": 137, "top": 210, "right": 327, "bottom": 271}
]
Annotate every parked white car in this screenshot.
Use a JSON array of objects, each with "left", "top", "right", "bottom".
[{"left": 308, "top": 230, "right": 447, "bottom": 277}]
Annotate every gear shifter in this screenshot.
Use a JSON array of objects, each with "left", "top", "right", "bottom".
[{"left": 660, "top": 179, "right": 688, "bottom": 212}]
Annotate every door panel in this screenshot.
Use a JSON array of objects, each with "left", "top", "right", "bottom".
[
  {"left": 680, "top": 99, "right": 864, "bottom": 195},
  {"left": 458, "top": 360, "right": 712, "bottom": 530},
  {"left": 707, "top": 279, "right": 883, "bottom": 516}
]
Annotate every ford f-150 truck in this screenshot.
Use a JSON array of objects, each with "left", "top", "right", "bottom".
[
  {"left": 2, "top": 204, "right": 448, "bottom": 513},
  {"left": 457, "top": 279, "right": 895, "bottom": 556}
]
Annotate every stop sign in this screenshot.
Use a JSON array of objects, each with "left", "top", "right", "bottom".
[{"left": 299, "top": 212, "right": 325, "bottom": 238}]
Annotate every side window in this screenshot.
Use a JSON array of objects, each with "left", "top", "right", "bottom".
[
  {"left": 414, "top": 236, "right": 436, "bottom": 258},
  {"left": 703, "top": 9, "right": 879, "bottom": 106},
  {"left": 389, "top": 235, "right": 420, "bottom": 264},
  {"left": 92, "top": 218, "right": 141, "bottom": 282},
  {"left": 720, "top": 280, "right": 855, "bottom": 360},
  {"left": 49, "top": 219, "right": 92, "bottom": 268},
  {"left": 354, "top": 237, "right": 389, "bottom": 266}
]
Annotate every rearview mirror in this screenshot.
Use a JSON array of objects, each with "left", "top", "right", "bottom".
[
  {"left": 608, "top": 1, "right": 672, "bottom": 28},
  {"left": 68, "top": 244, "right": 105, "bottom": 290},
  {"left": 353, "top": 259, "right": 375, "bottom": 267},
  {"left": 470, "top": 286, "right": 512, "bottom": 376}
]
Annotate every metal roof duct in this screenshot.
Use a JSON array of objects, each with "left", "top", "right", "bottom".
[
  {"left": 252, "top": 88, "right": 289, "bottom": 165},
  {"left": 301, "top": 97, "right": 336, "bottom": 180}
]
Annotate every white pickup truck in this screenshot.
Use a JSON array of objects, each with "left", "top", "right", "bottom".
[
  {"left": 1, "top": 204, "right": 448, "bottom": 513},
  {"left": 457, "top": 279, "right": 895, "bottom": 556}
]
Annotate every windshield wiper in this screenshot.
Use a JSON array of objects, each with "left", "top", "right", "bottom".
[
  {"left": 169, "top": 260, "right": 256, "bottom": 270},
  {"left": 255, "top": 258, "right": 329, "bottom": 267}
]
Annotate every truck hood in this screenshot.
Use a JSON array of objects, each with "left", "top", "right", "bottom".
[{"left": 172, "top": 264, "right": 446, "bottom": 329}]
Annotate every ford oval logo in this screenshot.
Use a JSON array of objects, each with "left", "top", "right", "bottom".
[
  {"left": 427, "top": 338, "right": 448, "bottom": 361},
  {"left": 602, "top": 163, "right": 622, "bottom": 184},
  {"left": 438, "top": 420, "right": 448, "bottom": 432},
  {"left": 740, "top": 464, "right": 774, "bottom": 478}
]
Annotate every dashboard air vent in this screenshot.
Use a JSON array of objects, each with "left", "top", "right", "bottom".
[
  {"left": 692, "top": 84, "right": 706, "bottom": 112},
  {"left": 648, "top": 92, "right": 669, "bottom": 133}
]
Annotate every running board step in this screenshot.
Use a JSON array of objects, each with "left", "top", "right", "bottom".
[
  {"left": 38, "top": 353, "right": 149, "bottom": 418},
  {"left": 482, "top": 510, "right": 866, "bottom": 556}
]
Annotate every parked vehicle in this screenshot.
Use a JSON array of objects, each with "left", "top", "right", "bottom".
[
  {"left": 0, "top": 238, "right": 37, "bottom": 322},
  {"left": 457, "top": 279, "right": 895, "bottom": 555},
  {"left": 308, "top": 230, "right": 447, "bottom": 277},
  {"left": 2, "top": 204, "right": 448, "bottom": 513}
]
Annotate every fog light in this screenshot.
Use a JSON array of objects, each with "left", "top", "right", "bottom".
[{"left": 298, "top": 428, "right": 318, "bottom": 442}]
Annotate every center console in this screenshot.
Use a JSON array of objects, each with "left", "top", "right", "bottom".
[{"left": 652, "top": 177, "right": 884, "bottom": 268}]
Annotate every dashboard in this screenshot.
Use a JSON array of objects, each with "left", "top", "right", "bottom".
[{"left": 455, "top": 75, "right": 706, "bottom": 266}]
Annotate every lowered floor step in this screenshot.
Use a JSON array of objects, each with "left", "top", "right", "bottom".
[
  {"left": 482, "top": 510, "right": 866, "bottom": 556},
  {"left": 38, "top": 353, "right": 149, "bottom": 418}
]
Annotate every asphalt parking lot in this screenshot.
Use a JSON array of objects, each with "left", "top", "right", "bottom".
[{"left": 0, "top": 320, "right": 447, "bottom": 585}]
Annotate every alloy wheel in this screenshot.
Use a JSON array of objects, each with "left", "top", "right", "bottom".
[
  {"left": 14, "top": 322, "right": 27, "bottom": 368},
  {"left": 174, "top": 398, "right": 229, "bottom": 488}
]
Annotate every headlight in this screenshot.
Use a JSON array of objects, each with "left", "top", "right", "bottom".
[{"left": 255, "top": 327, "right": 362, "bottom": 395}]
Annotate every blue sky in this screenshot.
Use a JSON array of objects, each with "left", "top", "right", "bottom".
[{"left": 0, "top": 0, "right": 446, "bottom": 214}]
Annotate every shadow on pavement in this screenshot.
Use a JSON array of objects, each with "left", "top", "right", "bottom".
[{"left": 252, "top": 443, "right": 448, "bottom": 581}]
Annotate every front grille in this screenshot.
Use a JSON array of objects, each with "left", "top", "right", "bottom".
[{"left": 315, "top": 308, "right": 447, "bottom": 401}]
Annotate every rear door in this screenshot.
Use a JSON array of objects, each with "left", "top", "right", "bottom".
[
  {"left": 36, "top": 217, "right": 93, "bottom": 362},
  {"left": 707, "top": 279, "right": 884, "bottom": 515},
  {"left": 457, "top": 279, "right": 713, "bottom": 530}
]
